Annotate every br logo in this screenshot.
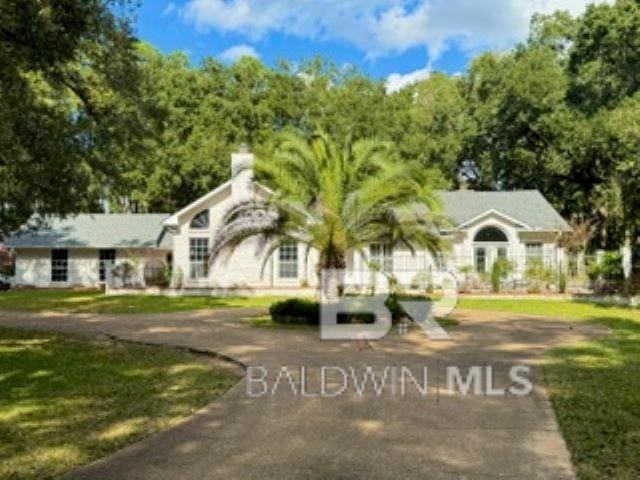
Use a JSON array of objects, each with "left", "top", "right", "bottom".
[{"left": 319, "top": 270, "right": 457, "bottom": 340}]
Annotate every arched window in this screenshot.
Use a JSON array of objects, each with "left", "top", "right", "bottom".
[
  {"left": 190, "top": 210, "right": 210, "bottom": 229},
  {"left": 473, "top": 226, "right": 508, "bottom": 242}
]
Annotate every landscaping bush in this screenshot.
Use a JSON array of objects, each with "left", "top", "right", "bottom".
[
  {"left": 525, "top": 260, "right": 555, "bottom": 293},
  {"left": 558, "top": 271, "right": 567, "bottom": 293},
  {"left": 587, "top": 251, "right": 624, "bottom": 280},
  {"left": 269, "top": 293, "right": 428, "bottom": 326},
  {"left": 269, "top": 298, "right": 320, "bottom": 325},
  {"left": 491, "top": 258, "right": 513, "bottom": 293},
  {"left": 586, "top": 252, "right": 624, "bottom": 294}
]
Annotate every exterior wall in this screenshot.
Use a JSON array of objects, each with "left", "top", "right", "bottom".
[
  {"left": 446, "top": 214, "right": 561, "bottom": 279},
  {"left": 12, "top": 214, "right": 563, "bottom": 291},
  {"left": 14, "top": 249, "right": 51, "bottom": 287},
  {"left": 169, "top": 184, "right": 320, "bottom": 290},
  {"left": 13, "top": 248, "right": 169, "bottom": 288},
  {"left": 344, "top": 246, "right": 439, "bottom": 288},
  {"left": 14, "top": 248, "right": 101, "bottom": 287},
  {"left": 167, "top": 192, "right": 565, "bottom": 292}
]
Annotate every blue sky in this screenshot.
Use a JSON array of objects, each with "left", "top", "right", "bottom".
[{"left": 134, "top": 1, "right": 605, "bottom": 91}]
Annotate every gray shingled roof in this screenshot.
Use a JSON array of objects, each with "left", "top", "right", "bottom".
[
  {"left": 5, "top": 214, "right": 172, "bottom": 249},
  {"left": 438, "top": 190, "right": 570, "bottom": 231},
  {"left": 3, "top": 190, "right": 569, "bottom": 250}
]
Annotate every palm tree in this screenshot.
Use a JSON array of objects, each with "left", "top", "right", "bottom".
[{"left": 212, "top": 132, "right": 445, "bottom": 299}]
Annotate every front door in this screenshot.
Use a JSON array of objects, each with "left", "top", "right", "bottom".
[{"left": 474, "top": 244, "right": 508, "bottom": 272}]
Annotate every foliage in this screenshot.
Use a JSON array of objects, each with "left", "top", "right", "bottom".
[
  {"left": 212, "top": 132, "right": 444, "bottom": 298},
  {"left": 269, "top": 298, "right": 320, "bottom": 325},
  {"left": 3, "top": 0, "right": 640, "bottom": 264},
  {"left": 268, "top": 293, "right": 431, "bottom": 326},
  {"left": 491, "top": 258, "right": 514, "bottom": 293},
  {"left": 410, "top": 271, "right": 434, "bottom": 293},
  {"left": 558, "top": 271, "right": 567, "bottom": 294},
  {"left": 0, "top": 0, "right": 143, "bottom": 236},
  {"left": 456, "top": 1, "right": 640, "bottom": 249},
  {"left": 457, "top": 298, "right": 640, "bottom": 479},
  {"left": 559, "top": 219, "right": 596, "bottom": 253},
  {"left": 586, "top": 251, "right": 624, "bottom": 280},
  {"left": 0, "top": 263, "right": 13, "bottom": 278},
  {"left": 0, "top": 327, "right": 238, "bottom": 479},
  {"left": 525, "top": 260, "right": 555, "bottom": 293}
]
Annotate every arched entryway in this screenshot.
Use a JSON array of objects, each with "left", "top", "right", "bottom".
[{"left": 473, "top": 226, "right": 509, "bottom": 273}]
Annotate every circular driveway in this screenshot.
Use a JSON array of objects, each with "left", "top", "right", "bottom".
[{"left": 0, "top": 308, "right": 605, "bottom": 479}]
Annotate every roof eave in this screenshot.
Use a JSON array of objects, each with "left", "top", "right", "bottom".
[
  {"left": 163, "top": 181, "right": 232, "bottom": 227},
  {"left": 455, "top": 209, "right": 532, "bottom": 230}
]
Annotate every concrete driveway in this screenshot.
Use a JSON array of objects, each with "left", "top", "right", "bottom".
[{"left": 0, "top": 308, "right": 605, "bottom": 479}]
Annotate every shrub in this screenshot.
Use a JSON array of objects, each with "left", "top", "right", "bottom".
[
  {"left": 269, "top": 293, "right": 428, "bottom": 326},
  {"left": 587, "top": 252, "right": 624, "bottom": 280},
  {"left": 491, "top": 258, "right": 513, "bottom": 293},
  {"left": 525, "top": 260, "right": 555, "bottom": 293},
  {"left": 269, "top": 298, "right": 320, "bottom": 325},
  {"left": 586, "top": 251, "right": 624, "bottom": 294},
  {"left": 410, "top": 271, "right": 434, "bottom": 294},
  {"left": 558, "top": 271, "right": 567, "bottom": 293}
]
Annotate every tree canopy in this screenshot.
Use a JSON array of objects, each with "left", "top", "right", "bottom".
[
  {"left": 2, "top": 0, "right": 640, "bottom": 252},
  {"left": 0, "top": 0, "right": 143, "bottom": 236}
]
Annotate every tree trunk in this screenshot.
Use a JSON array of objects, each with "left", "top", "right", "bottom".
[{"left": 316, "top": 249, "right": 346, "bottom": 304}]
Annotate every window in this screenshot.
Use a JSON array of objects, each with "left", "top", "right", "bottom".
[
  {"left": 166, "top": 253, "right": 173, "bottom": 278},
  {"left": 497, "top": 247, "right": 507, "bottom": 260},
  {"left": 51, "top": 249, "right": 68, "bottom": 282},
  {"left": 189, "top": 238, "right": 209, "bottom": 279},
  {"left": 278, "top": 241, "right": 298, "bottom": 279},
  {"left": 475, "top": 247, "right": 486, "bottom": 273},
  {"left": 190, "top": 210, "right": 210, "bottom": 229},
  {"left": 474, "top": 226, "right": 508, "bottom": 242},
  {"left": 99, "top": 249, "right": 116, "bottom": 282},
  {"left": 370, "top": 243, "right": 393, "bottom": 272},
  {"left": 525, "top": 243, "right": 543, "bottom": 264}
]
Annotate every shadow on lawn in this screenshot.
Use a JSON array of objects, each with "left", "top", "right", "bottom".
[
  {"left": 0, "top": 289, "right": 275, "bottom": 314},
  {"left": 0, "top": 328, "right": 238, "bottom": 479},
  {"left": 543, "top": 315, "right": 640, "bottom": 480}
]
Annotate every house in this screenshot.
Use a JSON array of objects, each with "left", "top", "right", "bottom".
[{"left": 5, "top": 148, "right": 571, "bottom": 293}]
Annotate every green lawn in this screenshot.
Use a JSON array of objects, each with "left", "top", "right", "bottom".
[
  {"left": 242, "top": 314, "right": 459, "bottom": 330},
  {"left": 0, "top": 290, "right": 286, "bottom": 314},
  {"left": 458, "top": 298, "right": 640, "bottom": 480},
  {"left": 243, "top": 315, "right": 315, "bottom": 329},
  {"left": 0, "top": 327, "right": 239, "bottom": 480}
]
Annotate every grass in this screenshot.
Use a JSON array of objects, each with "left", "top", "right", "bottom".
[
  {"left": 458, "top": 297, "right": 640, "bottom": 480},
  {"left": 0, "top": 289, "right": 286, "bottom": 314},
  {"left": 244, "top": 315, "right": 459, "bottom": 330},
  {"left": 0, "top": 327, "right": 239, "bottom": 480},
  {"left": 243, "top": 315, "right": 314, "bottom": 329}
]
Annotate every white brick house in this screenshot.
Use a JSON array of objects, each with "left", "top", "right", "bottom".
[{"left": 5, "top": 149, "right": 571, "bottom": 293}]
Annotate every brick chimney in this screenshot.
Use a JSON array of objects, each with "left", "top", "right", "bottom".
[{"left": 231, "top": 143, "right": 255, "bottom": 203}]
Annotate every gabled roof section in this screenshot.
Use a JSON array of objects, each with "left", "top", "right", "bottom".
[
  {"left": 5, "top": 214, "right": 171, "bottom": 249},
  {"left": 163, "top": 181, "right": 231, "bottom": 228},
  {"left": 438, "top": 190, "right": 571, "bottom": 232},
  {"left": 456, "top": 209, "right": 532, "bottom": 229}
]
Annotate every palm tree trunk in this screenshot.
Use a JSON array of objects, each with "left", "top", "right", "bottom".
[{"left": 317, "top": 249, "right": 346, "bottom": 304}]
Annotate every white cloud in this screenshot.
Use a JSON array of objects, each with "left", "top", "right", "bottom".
[
  {"left": 162, "top": 2, "right": 177, "bottom": 17},
  {"left": 182, "top": 0, "right": 610, "bottom": 87},
  {"left": 218, "top": 44, "right": 260, "bottom": 62},
  {"left": 182, "top": 0, "right": 608, "bottom": 59},
  {"left": 386, "top": 67, "right": 431, "bottom": 93}
]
